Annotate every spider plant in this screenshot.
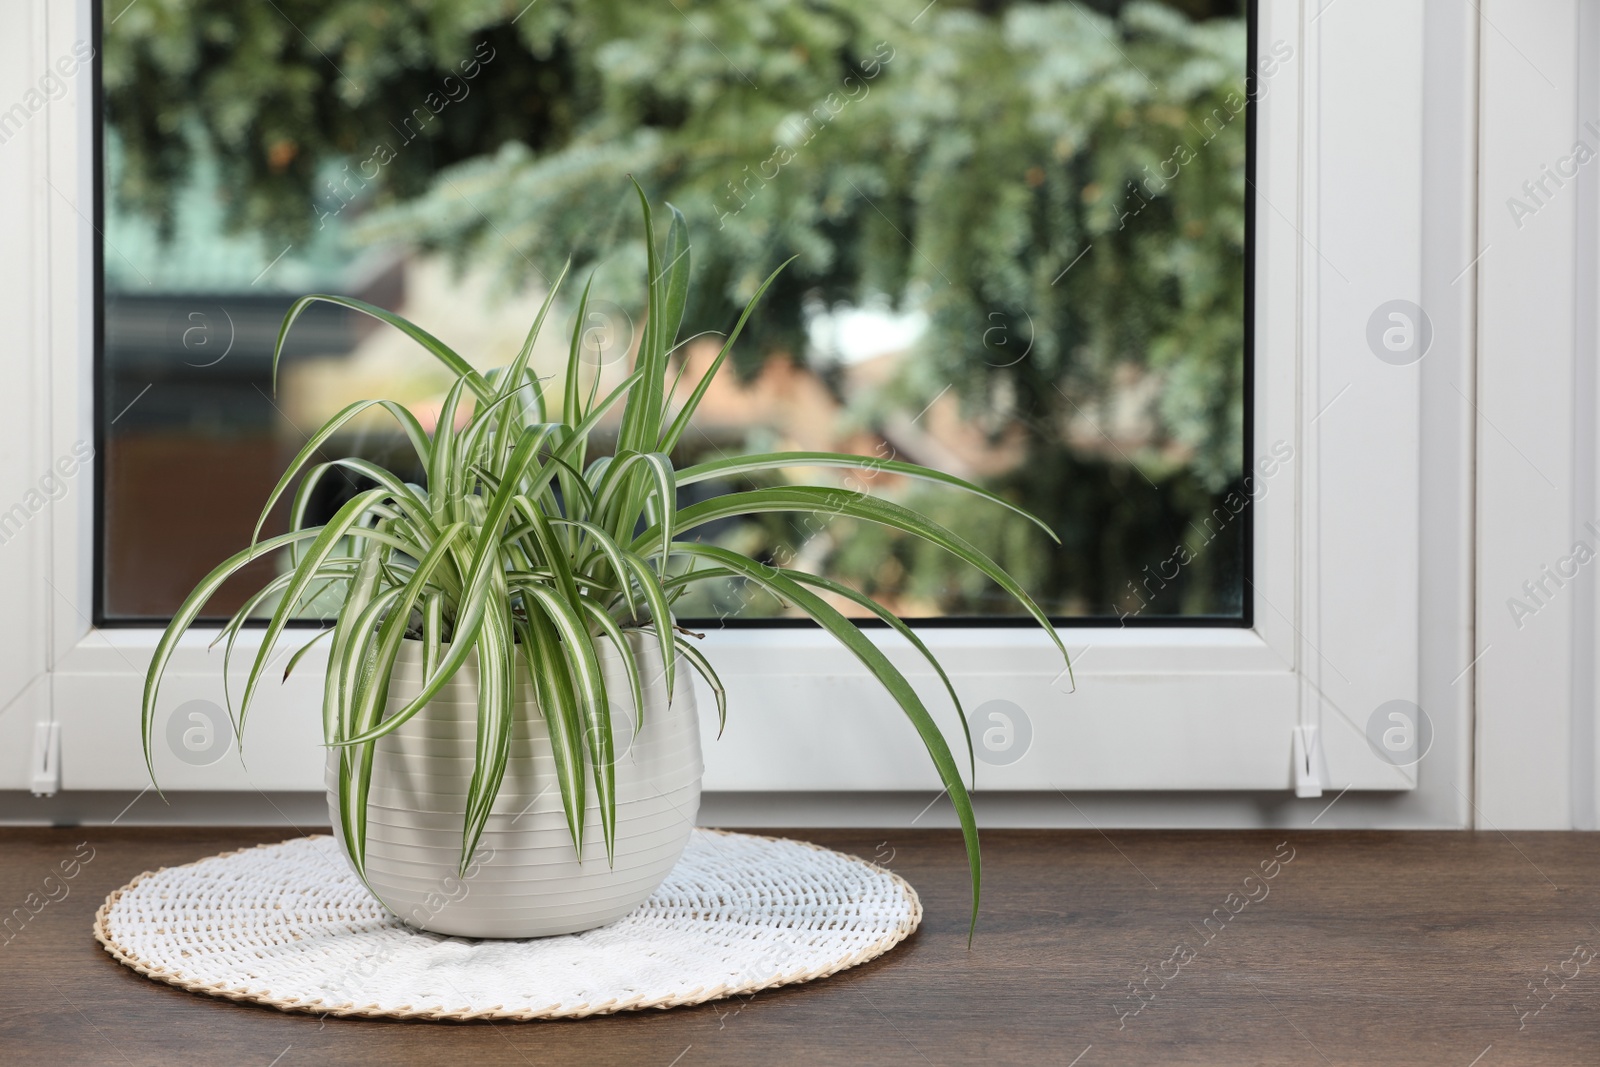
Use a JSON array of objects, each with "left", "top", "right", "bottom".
[{"left": 140, "top": 184, "right": 1069, "bottom": 932}]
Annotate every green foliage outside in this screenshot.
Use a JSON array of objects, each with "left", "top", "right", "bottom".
[{"left": 104, "top": 0, "right": 1250, "bottom": 619}]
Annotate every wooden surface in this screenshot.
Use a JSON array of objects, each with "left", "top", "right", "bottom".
[{"left": 5, "top": 826, "right": 1600, "bottom": 1065}]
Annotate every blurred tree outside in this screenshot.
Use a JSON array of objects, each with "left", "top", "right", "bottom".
[{"left": 103, "top": 0, "right": 1251, "bottom": 621}]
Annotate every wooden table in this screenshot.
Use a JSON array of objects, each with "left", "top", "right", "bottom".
[{"left": 4, "top": 826, "right": 1599, "bottom": 1065}]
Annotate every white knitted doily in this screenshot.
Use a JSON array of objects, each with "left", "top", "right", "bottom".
[{"left": 94, "top": 830, "right": 920, "bottom": 1021}]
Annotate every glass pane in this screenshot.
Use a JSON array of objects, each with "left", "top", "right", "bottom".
[{"left": 99, "top": 0, "right": 1250, "bottom": 625}]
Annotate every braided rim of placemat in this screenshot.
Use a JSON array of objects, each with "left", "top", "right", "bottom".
[{"left": 93, "top": 829, "right": 923, "bottom": 1021}]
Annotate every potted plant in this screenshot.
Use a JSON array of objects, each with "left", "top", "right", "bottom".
[{"left": 141, "top": 187, "right": 1068, "bottom": 938}]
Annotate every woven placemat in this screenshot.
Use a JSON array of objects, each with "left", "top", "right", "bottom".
[{"left": 94, "top": 829, "right": 920, "bottom": 1021}]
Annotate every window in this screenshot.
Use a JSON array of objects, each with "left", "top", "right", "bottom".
[
  {"left": 0, "top": 0, "right": 1467, "bottom": 819},
  {"left": 97, "top": 0, "right": 1251, "bottom": 627}
]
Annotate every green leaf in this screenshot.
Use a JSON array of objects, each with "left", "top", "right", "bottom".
[
  {"left": 658, "top": 257, "right": 794, "bottom": 454},
  {"left": 619, "top": 550, "right": 676, "bottom": 701},
  {"left": 422, "top": 593, "right": 444, "bottom": 681},
  {"left": 593, "top": 450, "right": 676, "bottom": 570},
  {"left": 330, "top": 587, "right": 406, "bottom": 881},
  {"left": 519, "top": 610, "right": 587, "bottom": 854},
  {"left": 517, "top": 496, "right": 584, "bottom": 613},
  {"left": 549, "top": 517, "right": 638, "bottom": 620},
  {"left": 288, "top": 458, "right": 440, "bottom": 547},
  {"left": 336, "top": 427, "right": 548, "bottom": 747},
  {"left": 521, "top": 583, "right": 616, "bottom": 863},
  {"left": 672, "top": 634, "right": 726, "bottom": 738},
  {"left": 343, "top": 523, "right": 469, "bottom": 763},
  {"left": 461, "top": 583, "right": 515, "bottom": 875},
  {"left": 497, "top": 258, "right": 570, "bottom": 409},
  {"left": 658, "top": 203, "right": 692, "bottom": 359},
  {"left": 673, "top": 542, "right": 983, "bottom": 939},
  {"left": 786, "top": 570, "right": 975, "bottom": 783},
  {"left": 282, "top": 627, "right": 336, "bottom": 683},
  {"left": 429, "top": 375, "right": 473, "bottom": 521},
  {"left": 240, "top": 488, "right": 392, "bottom": 739},
  {"left": 618, "top": 179, "right": 662, "bottom": 455},
  {"left": 324, "top": 537, "right": 386, "bottom": 744},
  {"left": 655, "top": 486, "right": 1068, "bottom": 665},
  {"left": 330, "top": 585, "right": 407, "bottom": 748},
  {"left": 563, "top": 272, "right": 597, "bottom": 423},
  {"left": 252, "top": 399, "right": 432, "bottom": 544},
  {"left": 273, "top": 294, "right": 493, "bottom": 402},
  {"left": 460, "top": 396, "right": 557, "bottom": 483},
  {"left": 581, "top": 601, "right": 646, "bottom": 734},
  {"left": 675, "top": 451, "right": 1058, "bottom": 541},
  {"left": 221, "top": 565, "right": 353, "bottom": 730},
  {"left": 141, "top": 527, "right": 328, "bottom": 790}
]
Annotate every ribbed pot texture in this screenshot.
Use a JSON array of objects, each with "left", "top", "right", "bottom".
[{"left": 326, "top": 632, "right": 702, "bottom": 938}]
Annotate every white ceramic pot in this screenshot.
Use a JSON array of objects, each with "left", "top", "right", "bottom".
[{"left": 326, "top": 631, "right": 702, "bottom": 938}]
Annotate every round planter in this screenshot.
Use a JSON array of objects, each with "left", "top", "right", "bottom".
[{"left": 326, "top": 631, "right": 702, "bottom": 939}]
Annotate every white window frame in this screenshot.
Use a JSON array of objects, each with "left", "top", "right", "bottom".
[
  {"left": 0, "top": 0, "right": 1479, "bottom": 826},
  {"left": 1475, "top": 0, "right": 1600, "bottom": 830}
]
